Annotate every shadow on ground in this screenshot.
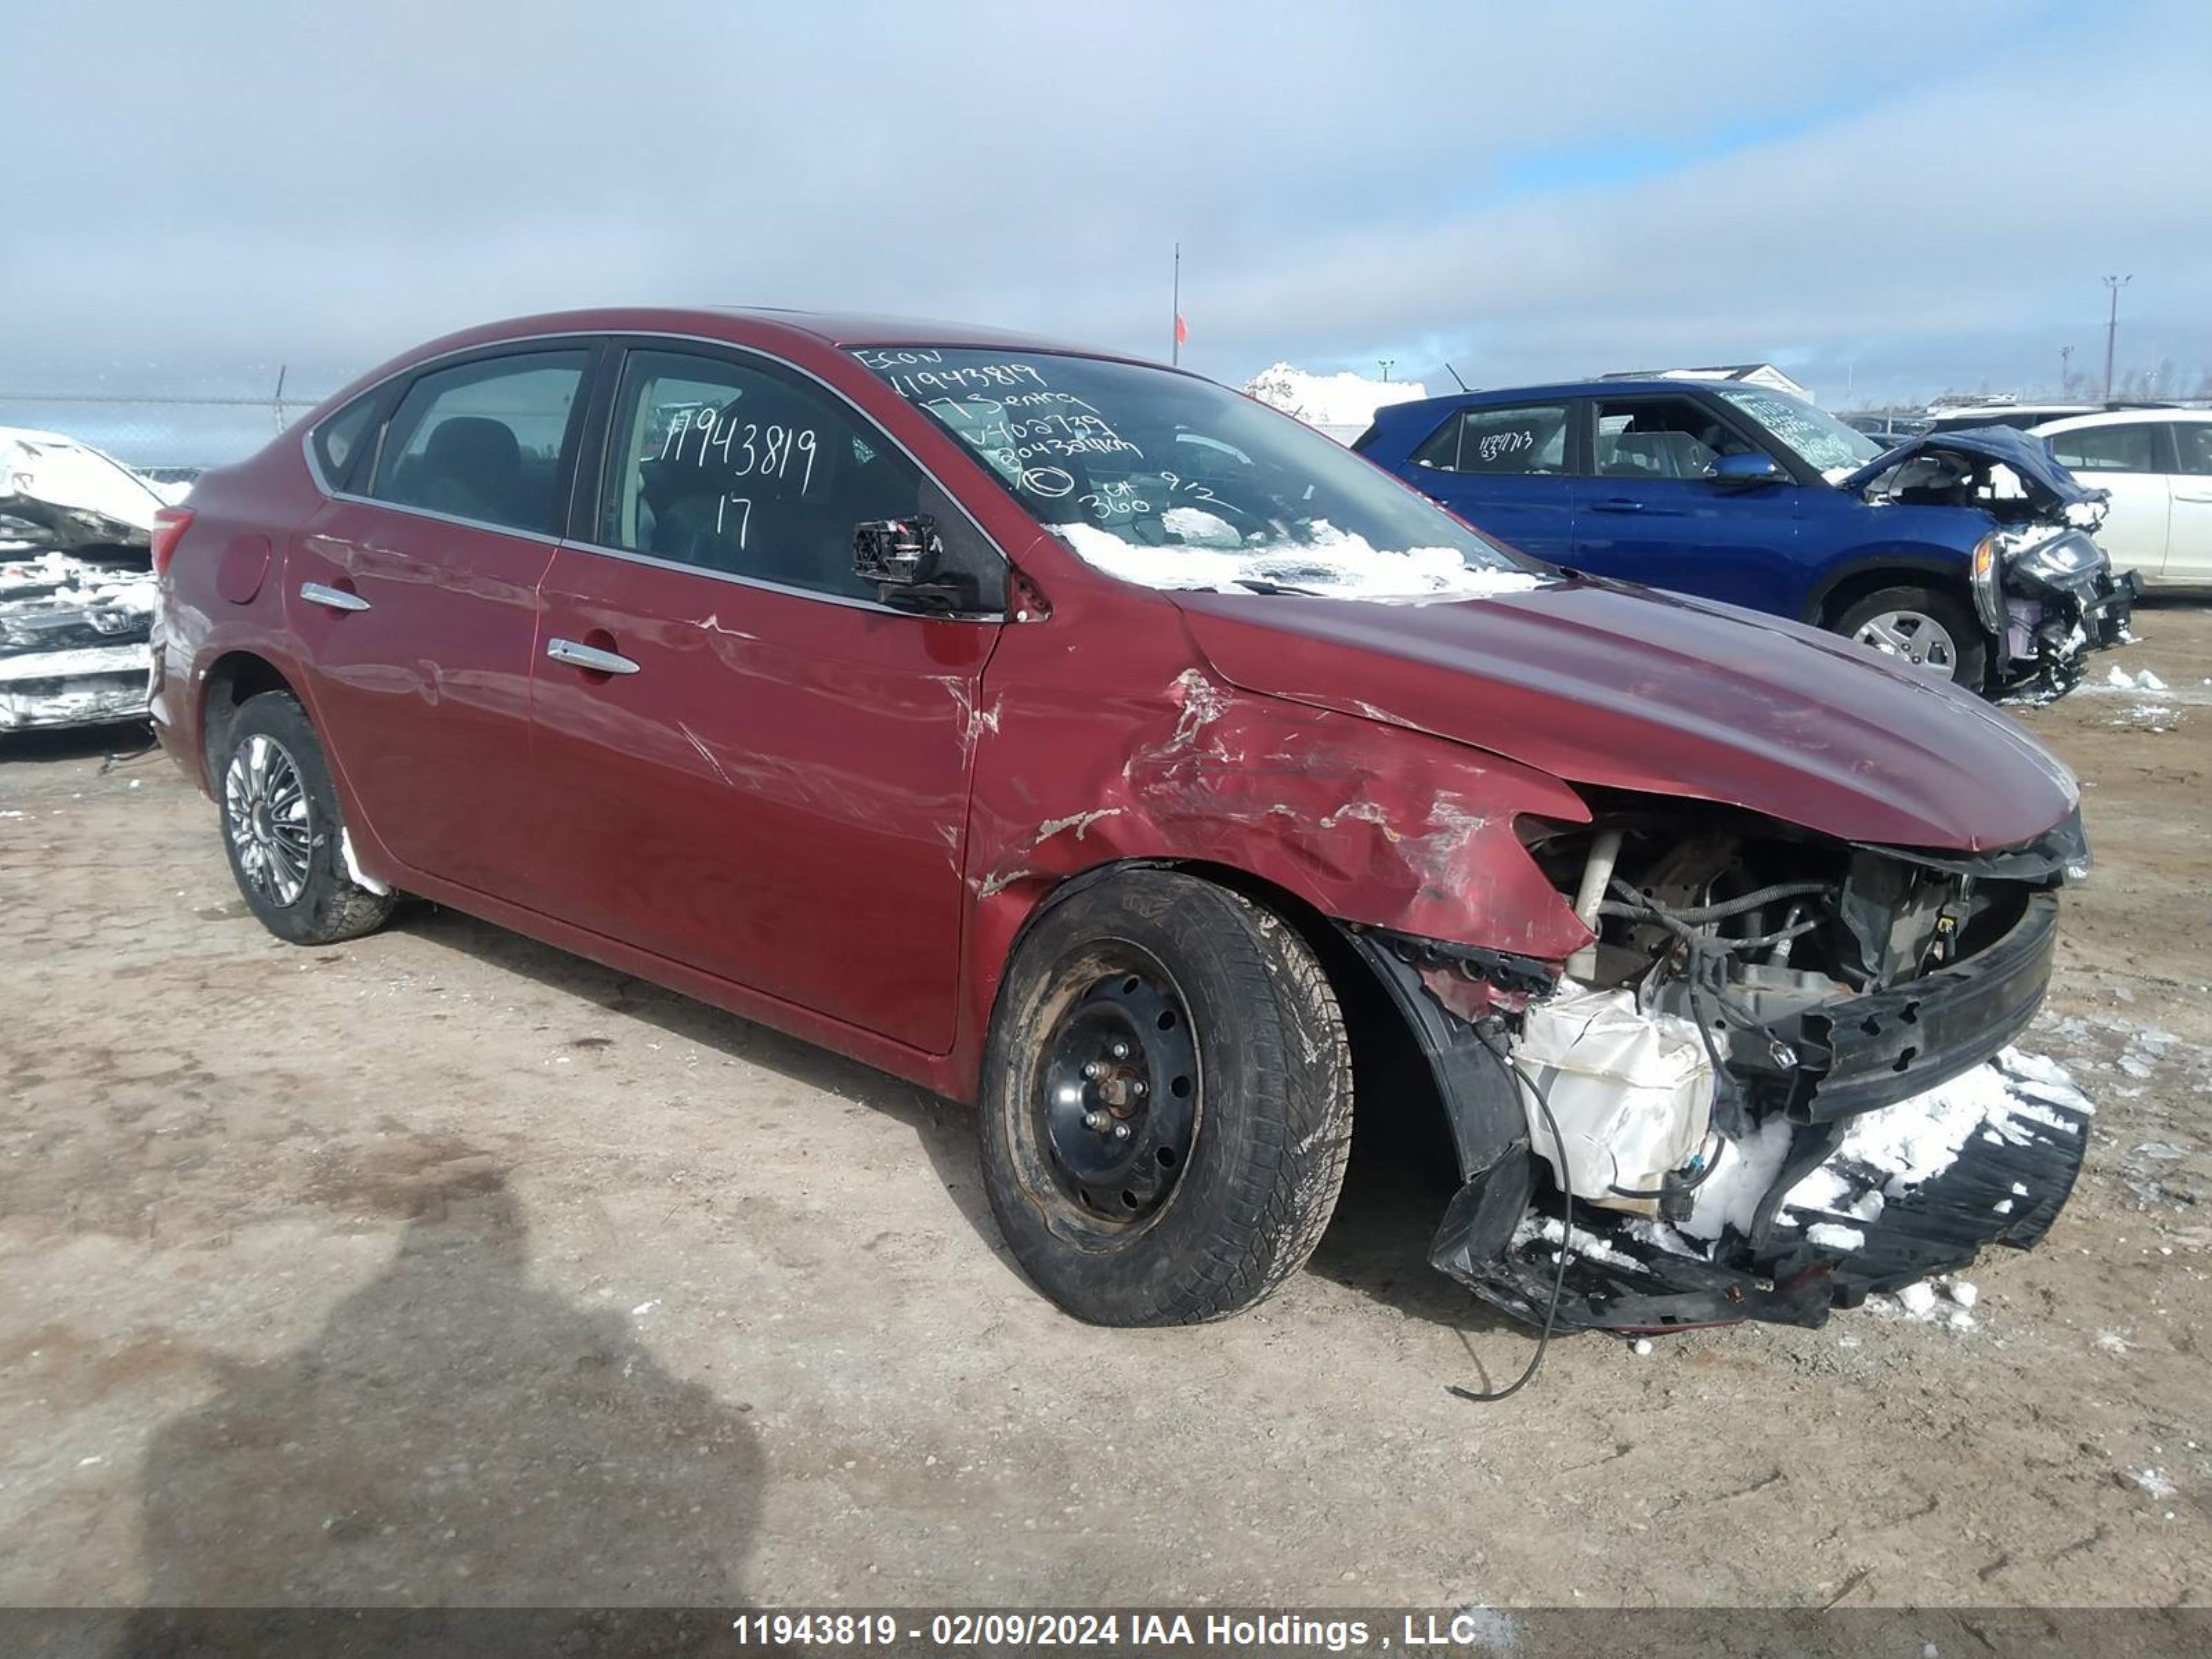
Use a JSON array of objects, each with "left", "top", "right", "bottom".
[
  {"left": 113, "top": 1168, "right": 760, "bottom": 1653},
  {"left": 398, "top": 904, "right": 1518, "bottom": 1353}
]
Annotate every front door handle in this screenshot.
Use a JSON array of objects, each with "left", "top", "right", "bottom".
[
  {"left": 545, "top": 637, "right": 641, "bottom": 675},
  {"left": 1587, "top": 498, "right": 1646, "bottom": 514},
  {"left": 300, "top": 581, "right": 371, "bottom": 612}
]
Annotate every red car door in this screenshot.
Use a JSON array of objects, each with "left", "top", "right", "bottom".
[
  {"left": 285, "top": 346, "right": 594, "bottom": 894},
  {"left": 521, "top": 344, "right": 1001, "bottom": 1053}
]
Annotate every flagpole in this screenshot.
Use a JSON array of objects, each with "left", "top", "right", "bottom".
[{"left": 1172, "top": 243, "right": 1181, "bottom": 366}]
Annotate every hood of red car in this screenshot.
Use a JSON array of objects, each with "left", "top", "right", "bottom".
[{"left": 1173, "top": 577, "right": 2078, "bottom": 853}]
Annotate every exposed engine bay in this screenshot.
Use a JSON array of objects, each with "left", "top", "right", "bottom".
[{"left": 1380, "top": 796, "right": 2096, "bottom": 1333}]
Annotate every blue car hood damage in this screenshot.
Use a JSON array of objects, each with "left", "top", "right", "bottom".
[{"left": 1837, "top": 424, "right": 2104, "bottom": 514}]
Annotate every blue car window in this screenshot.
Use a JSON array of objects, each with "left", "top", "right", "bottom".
[
  {"left": 1593, "top": 396, "right": 1754, "bottom": 481},
  {"left": 1416, "top": 404, "right": 1569, "bottom": 476}
]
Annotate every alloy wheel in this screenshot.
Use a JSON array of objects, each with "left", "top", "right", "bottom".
[
  {"left": 1852, "top": 608, "right": 1959, "bottom": 675},
  {"left": 224, "top": 733, "right": 313, "bottom": 907}
]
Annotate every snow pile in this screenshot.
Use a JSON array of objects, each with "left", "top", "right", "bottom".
[
  {"left": 2103, "top": 664, "right": 2169, "bottom": 693},
  {"left": 1243, "top": 363, "right": 1427, "bottom": 435},
  {"left": 1049, "top": 518, "right": 1545, "bottom": 602},
  {"left": 1679, "top": 1048, "right": 2094, "bottom": 1248}
]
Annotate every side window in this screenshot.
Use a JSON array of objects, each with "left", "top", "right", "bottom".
[
  {"left": 2046, "top": 423, "right": 2158, "bottom": 474},
  {"left": 2174, "top": 424, "right": 2212, "bottom": 476},
  {"left": 310, "top": 391, "right": 384, "bottom": 491},
  {"left": 598, "top": 348, "right": 927, "bottom": 603},
  {"left": 371, "top": 351, "right": 589, "bottom": 534},
  {"left": 1421, "top": 404, "right": 1568, "bottom": 476},
  {"left": 1593, "top": 396, "right": 1756, "bottom": 480}
]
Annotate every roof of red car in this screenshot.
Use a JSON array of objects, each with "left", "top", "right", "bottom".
[{"left": 441, "top": 306, "right": 1143, "bottom": 363}]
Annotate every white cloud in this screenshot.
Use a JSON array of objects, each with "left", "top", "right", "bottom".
[{"left": 1, "top": 0, "right": 2205, "bottom": 411}]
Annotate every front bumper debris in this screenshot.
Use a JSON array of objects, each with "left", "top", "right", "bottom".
[
  {"left": 1998, "top": 561, "right": 2139, "bottom": 702},
  {"left": 1437, "top": 1047, "right": 2091, "bottom": 1333},
  {"left": 1785, "top": 890, "right": 2056, "bottom": 1121}
]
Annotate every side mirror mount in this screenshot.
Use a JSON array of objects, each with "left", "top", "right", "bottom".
[
  {"left": 852, "top": 514, "right": 985, "bottom": 612},
  {"left": 1705, "top": 451, "right": 1788, "bottom": 488}
]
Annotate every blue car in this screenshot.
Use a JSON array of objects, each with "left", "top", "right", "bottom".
[{"left": 1355, "top": 379, "right": 2138, "bottom": 697}]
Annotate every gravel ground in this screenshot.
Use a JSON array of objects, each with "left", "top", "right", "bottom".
[{"left": 1, "top": 606, "right": 2207, "bottom": 1613}]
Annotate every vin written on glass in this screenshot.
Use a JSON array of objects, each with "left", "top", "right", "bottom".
[{"left": 659, "top": 404, "right": 820, "bottom": 494}]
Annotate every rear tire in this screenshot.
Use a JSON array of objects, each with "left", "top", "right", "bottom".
[
  {"left": 1833, "top": 584, "right": 1989, "bottom": 691},
  {"left": 977, "top": 870, "right": 1353, "bottom": 1326},
  {"left": 216, "top": 691, "right": 397, "bottom": 946}
]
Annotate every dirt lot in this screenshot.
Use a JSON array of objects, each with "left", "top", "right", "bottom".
[{"left": 2, "top": 608, "right": 2208, "bottom": 1615}]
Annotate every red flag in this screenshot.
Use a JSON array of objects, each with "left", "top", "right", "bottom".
[{"left": 1174, "top": 314, "right": 1189, "bottom": 346}]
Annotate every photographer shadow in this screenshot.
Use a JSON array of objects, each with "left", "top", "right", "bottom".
[{"left": 118, "top": 1168, "right": 760, "bottom": 1656}]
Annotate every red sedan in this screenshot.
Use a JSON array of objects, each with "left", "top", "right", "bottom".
[{"left": 151, "top": 308, "right": 2093, "bottom": 1335}]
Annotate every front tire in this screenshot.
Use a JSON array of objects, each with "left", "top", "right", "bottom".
[
  {"left": 977, "top": 870, "right": 1353, "bottom": 1325},
  {"left": 1834, "top": 584, "right": 1989, "bottom": 691},
  {"left": 217, "top": 691, "right": 397, "bottom": 946}
]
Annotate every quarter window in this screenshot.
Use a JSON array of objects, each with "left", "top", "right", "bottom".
[
  {"left": 1414, "top": 404, "right": 1571, "bottom": 475},
  {"left": 597, "top": 348, "right": 928, "bottom": 603},
  {"left": 371, "top": 351, "right": 589, "bottom": 534},
  {"left": 1593, "top": 396, "right": 1757, "bottom": 480},
  {"left": 311, "top": 391, "right": 384, "bottom": 491},
  {"left": 2045, "top": 423, "right": 2157, "bottom": 474}
]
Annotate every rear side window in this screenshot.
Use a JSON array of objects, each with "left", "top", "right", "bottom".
[
  {"left": 1416, "top": 404, "right": 1569, "bottom": 475},
  {"left": 596, "top": 347, "right": 929, "bottom": 603},
  {"left": 371, "top": 351, "right": 589, "bottom": 534},
  {"left": 2175, "top": 424, "right": 2212, "bottom": 476},
  {"left": 311, "top": 392, "right": 383, "bottom": 491},
  {"left": 2046, "top": 422, "right": 2157, "bottom": 474}
]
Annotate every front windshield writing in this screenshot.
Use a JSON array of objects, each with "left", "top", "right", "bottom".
[
  {"left": 854, "top": 348, "right": 1544, "bottom": 601},
  {"left": 1714, "top": 386, "right": 1884, "bottom": 475}
]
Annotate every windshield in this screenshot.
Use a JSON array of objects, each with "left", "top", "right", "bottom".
[
  {"left": 853, "top": 348, "right": 1544, "bottom": 600},
  {"left": 1713, "top": 386, "right": 1884, "bottom": 476}
]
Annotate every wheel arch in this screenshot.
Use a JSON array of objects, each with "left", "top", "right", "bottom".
[
  {"left": 1802, "top": 549, "right": 1977, "bottom": 628},
  {"left": 196, "top": 650, "right": 303, "bottom": 789}
]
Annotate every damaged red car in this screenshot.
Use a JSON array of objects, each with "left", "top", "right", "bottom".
[{"left": 151, "top": 309, "right": 2094, "bottom": 1333}]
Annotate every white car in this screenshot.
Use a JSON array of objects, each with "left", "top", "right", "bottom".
[{"left": 2030, "top": 410, "right": 2212, "bottom": 588}]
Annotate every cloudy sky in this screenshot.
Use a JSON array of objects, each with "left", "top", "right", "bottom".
[{"left": 5, "top": 0, "right": 2209, "bottom": 444}]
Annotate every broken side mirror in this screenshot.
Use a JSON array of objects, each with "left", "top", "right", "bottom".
[
  {"left": 852, "top": 514, "right": 985, "bottom": 613},
  {"left": 1705, "top": 451, "right": 1788, "bottom": 488}
]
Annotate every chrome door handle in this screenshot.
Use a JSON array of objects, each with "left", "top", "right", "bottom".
[
  {"left": 545, "top": 637, "right": 640, "bottom": 675},
  {"left": 300, "top": 581, "right": 371, "bottom": 612}
]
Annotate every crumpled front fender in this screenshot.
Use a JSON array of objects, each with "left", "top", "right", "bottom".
[{"left": 960, "top": 599, "right": 1595, "bottom": 1042}]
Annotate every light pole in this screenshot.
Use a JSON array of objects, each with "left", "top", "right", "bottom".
[
  {"left": 2102, "top": 275, "right": 2132, "bottom": 402},
  {"left": 1377, "top": 359, "right": 1394, "bottom": 383},
  {"left": 2060, "top": 344, "right": 2072, "bottom": 395}
]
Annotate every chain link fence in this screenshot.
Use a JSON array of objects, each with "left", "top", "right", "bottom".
[{"left": 0, "top": 391, "right": 337, "bottom": 480}]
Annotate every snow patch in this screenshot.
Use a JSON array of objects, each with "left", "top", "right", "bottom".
[
  {"left": 1681, "top": 1115, "right": 1793, "bottom": 1241},
  {"left": 1049, "top": 518, "right": 1545, "bottom": 602}
]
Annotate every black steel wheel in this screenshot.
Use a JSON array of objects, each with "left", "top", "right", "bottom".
[
  {"left": 1033, "top": 949, "right": 1201, "bottom": 1226},
  {"left": 978, "top": 868, "right": 1353, "bottom": 1326}
]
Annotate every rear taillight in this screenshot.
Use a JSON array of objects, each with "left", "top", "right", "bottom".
[{"left": 150, "top": 506, "right": 195, "bottom": 577}]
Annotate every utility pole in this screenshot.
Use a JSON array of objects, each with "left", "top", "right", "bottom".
[
  {"left": 2102, "top": 275, "right": 2132, "bottom": 402},
  {"left": 2060, "top": 344, "right": 2072, "bottom": 395},
  {"left": 1377, "top": 359, "right": 1394, "bottom": 383}
]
